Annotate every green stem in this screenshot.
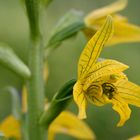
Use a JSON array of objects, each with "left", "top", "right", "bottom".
[
  {"left": 25, "top": 0, "right": 45, "bottom": 140},
  {"left": 27, "top": 37, "right": 45, "bottom": 140},
  {"left": 25, "top": 0, "right": 40, "bottom": 40}
]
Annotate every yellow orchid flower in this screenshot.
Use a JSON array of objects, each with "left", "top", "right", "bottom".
[
  {"left": 128, "top": 135, "right": 140, "bottom": 140},
  {"left": 73, "top": 15, "right": 140, "bottom": 127},
  {"left": 48, "top": 111, "right": 95, "bottom": 140},
  {"left": 0, "top": 115, "right": 21, "bottom": 139},
  {"left": 84, "top": 0, "right": 140, "bottom": 45}
]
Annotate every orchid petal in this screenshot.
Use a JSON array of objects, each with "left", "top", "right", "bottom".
[
  {"left": 78, "top": 16, "right": 113, "bottom": 80},
  {"left": 83, "top": 59, "right": 128, "bottom": 90},
  {"left": 48, "top": 111, "right": 95, "bottom": 140},
  {"left": 85, "top": 0, "right": 127, "bottom": 25},
  {"left": 112, "top": 95, "right": 131, "bottom": 127},
  {"left": 73, "top": 81, "right": 87, "bottom": 119},
  {"left": 115, "top": 80, "right": 140, "bottom": 107}
]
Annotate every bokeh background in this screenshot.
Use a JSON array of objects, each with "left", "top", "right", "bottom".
[{"left": 0, "top": 0, "right": 140, "bottom": 139}]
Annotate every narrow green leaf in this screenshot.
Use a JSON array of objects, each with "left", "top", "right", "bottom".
[
  {"left": 51, "top": 10, "right": 84, "bottom": 33},
  {"left": 0, "top": 43, "right": 31, "bottom": 79},
  {"left": 46, "top": 10, "right": 85, "bottom": 50},
  {"left": 47, "top": 22, "right": 85, "bottom": 48},
  {"left": 39, "top": 79, "right": 76, "bottom": 128}
]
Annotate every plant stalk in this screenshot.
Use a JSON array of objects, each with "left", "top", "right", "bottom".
[
  {"left": 27, "top": 37, "right": 45, "bottom": 140},
  {"left": 25, "top": 0, "right": 45, "bottom": 140}
]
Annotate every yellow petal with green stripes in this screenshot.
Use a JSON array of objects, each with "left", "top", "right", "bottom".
[
  {"left": 78, "top": 16, "right": 114, "bottom": 80},
  {"left": 83, "top": 59, "right": 128, "bottom": 90},
  {"left": 115, "top": 80, "right": 140, "bottom": 107}
]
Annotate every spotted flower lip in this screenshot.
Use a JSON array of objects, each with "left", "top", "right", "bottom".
[
  {"left": 84, "top": 0, "right": 140, "bottom": 46},
  {"left": 73, "top": 15, "right": 140, "bottom": 127}
]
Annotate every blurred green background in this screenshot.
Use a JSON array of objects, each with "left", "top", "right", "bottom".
[{"left": 0, "top": 0, "right": 140, "bottom": 140}]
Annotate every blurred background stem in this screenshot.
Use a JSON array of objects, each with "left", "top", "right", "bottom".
[{"left": 25, "top": 0, "right": 45, "bottom": 140}]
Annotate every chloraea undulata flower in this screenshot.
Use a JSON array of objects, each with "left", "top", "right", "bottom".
[
  {"left": 73, "top": 15, "right": 140, "bottom": 127},
  {"left": 84, "top": 0, "right": 140, "bottom": 46}
]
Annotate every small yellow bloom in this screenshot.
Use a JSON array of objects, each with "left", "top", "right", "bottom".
[
  {"left": 48, "top": 111, "right": 95, "bottom": 140},
  {"left": 0, "top": 115, "right": 21, "bottom": 139},
  {"left": 128, "top": 135, "right": 140, "bottom": 140},
  {"left": 84, "top": 0, "right": 140, "bottom": 45},
  {"left": 73, "top": 15, "right": 140, "bottom": 127}
]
